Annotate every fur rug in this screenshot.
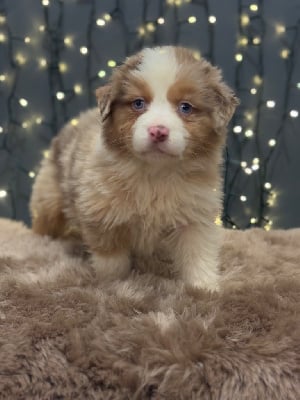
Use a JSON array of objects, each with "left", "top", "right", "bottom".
[{"left": 0, "top": 218, "right": 299, "bottom": 400}]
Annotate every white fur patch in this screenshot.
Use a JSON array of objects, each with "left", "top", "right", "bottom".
[{"left": 131, "top": 47, "right": 189, "bottom": 158}]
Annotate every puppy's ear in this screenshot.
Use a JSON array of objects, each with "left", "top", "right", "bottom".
[
  {"left": 95, "top": 85, "right": 112, "bottom": 121},
  {"left": 212, "top": 84, "right": 239, "bottom": 134}
]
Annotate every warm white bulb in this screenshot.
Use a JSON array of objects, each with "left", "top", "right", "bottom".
[
  {"left": 240, "top": 161, "right": 247, "bottom": 168},
  {"left": 266, "top": 100, "right": 276, "bottom": 108},
  {"left": 245, "top": 129, "right": 253, "bottom": 138},
  {"left": 245, "top": 168, "right": 253, "bottom": 175},
  {"left": 249, "top": 4, "right": 258, "bottom": 12},
  {"left": 241, "top": 14, "right": 250, "bottom": 26},
  {"left": 80, "top": 46, "right": 88, "bottom": 55},
  {"left": 35, "top": 117, "right": 43, "bottom": 124},
  {"left": 0, "top": 126, "right": 3, "bottom": 133},
  {"left": 275, "top": 24, "right": 285, "bottom": 35},
  {"left": 0, "top": 33, "right": 6, "bottom": 42},
  {"left": 70, "top": 118, "right": 78, "bottom": 126},
  {"left": 290, "top": 110, "right": 299, "bottom": 118},
  {"left": 107, "top": 60, "right": 116, "bottom": 67},
  {"left": 0, "top": 74, "right": 6, "bottom": 82},
  {"left": 250, "top": 217, "right": 257, "bottom": 224},
  {"left": 29, "top": 171, "right": 35, "bottom": 178},
  {"left": 250, "top": 88, "right": 257, "bottom": 95},
  {"left": 24, "top": 36, "right": 31, "bottom": 44},
  {"left": 39, "top": 58, "right": 47, "bottom": 68},
  {"left": 157, "top": 17, "right": 165, "bottom": 25},
  {"left": 280, "top": 48, "right": 290, "bottom": 59},
  {"left": 0, "top": 190, "right": 7, "bottom": 198},
  {"left": 146, "top": 22, "right": 155, "bottom": 32},
  {"left": 253, "top": 75, "right": 263, "bottom": 85},
  {"left": 98, "top": 70, "right": 106, "bottom": 78},
  {"left": 188, "top": 16, "right": 197, "bottom": 24},
  {"left": 56, "top": 91, "right": 65, "bottom": 100},
  {"left": 59, "top": 62, "right": 68, "bottom": 73},
  {"left": 208, "top": 15, "right": 216, "bottom": 24},
  {"left": 264, "top": 182, "right": 272, "bottom": 190},
  {"left": 64, "top": 36, "right": 73, "bottom": 47},
  {"left": 252, "top": 36, "right": 261, "bottom": 45},
  {"left": 240, "top": 195, "right": 247, "bottom": 202},
  {"left": 252, "top": 164, "right": 259, "bottom": 171},
  {"left": 103, "top": 13, "right": 111, "bottom": 22},
  {"left": 268, "top": 139, "right": 276, "bottom": 147},
  {"left": 235, "top": 53, "right": 243, "bottom": 62},
  {"left": 233, "top": 125, "right": 242, "bottom": 134},
  {"left": 96, "top": 18, "right": 105, "bottom": 26},
  {"left": 19, "top": 98, "right": 28, "bottom": 107},
  {"left": 239, "top": 36, "right": 248, "bottom": 46},
  {"left": 42, "top": 0, "right": 50, "bottom": 6},
  {"left": 74, "top": 84, "right": 82, "bottom": 94}
]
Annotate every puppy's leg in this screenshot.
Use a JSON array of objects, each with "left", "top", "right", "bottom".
[
  {"left": 30, "top": 156, "right": 66, "bottom": 238},
  {"left": 84, "top": 224, "right": 132, "bottom": 282},
  {"left": 91, "top": 251, "right": 131, "bottom": 281},
  {"left": 172, "top": 224, "right": 221, "bottom": 291}
]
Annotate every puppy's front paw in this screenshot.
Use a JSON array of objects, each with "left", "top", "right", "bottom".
[
  {"left": 91, "top": 252, "right": 131, "bottom": 282},
  {"left": 181, "top": 265, "right": 220, "bottom": 292}
]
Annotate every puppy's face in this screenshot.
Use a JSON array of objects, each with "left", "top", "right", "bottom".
[{"left": 96, "top": 46, "right": 238, "bottom": 164}]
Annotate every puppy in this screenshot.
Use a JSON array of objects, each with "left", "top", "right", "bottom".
[{"left": 30, "top": 46, "right": 238, "bottom": 290}]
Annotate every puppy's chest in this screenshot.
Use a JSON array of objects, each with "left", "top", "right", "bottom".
[{"left": 106, "top": 183, "right": 187, "bottom": 250}]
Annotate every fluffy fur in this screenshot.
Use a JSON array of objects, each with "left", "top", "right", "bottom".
[
  {"left": 0, "top": 218, "right": 299, "bottom": 399},
  {"left": 30, "top": 46, "right": 238, "bottom": 290}
]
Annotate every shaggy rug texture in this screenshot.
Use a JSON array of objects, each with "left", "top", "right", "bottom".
[{"left": 0, "top": 218, "right": 299, "bottom": 400}]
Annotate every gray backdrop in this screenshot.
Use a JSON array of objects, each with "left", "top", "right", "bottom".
[{"left": 0, "top": 0, "right": 300, "bottom": 229}]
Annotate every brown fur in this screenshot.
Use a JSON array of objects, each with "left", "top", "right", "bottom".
[
  {"left": 0, "top": 217, "right": 299, "bottom": 399},
  {"left": 30, "top": 46, "right": 238, "bottom": 289}
]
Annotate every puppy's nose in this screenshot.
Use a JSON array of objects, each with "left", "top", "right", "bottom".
[{"left": 148, "top": 125, "right": 169, "bottom": 143}]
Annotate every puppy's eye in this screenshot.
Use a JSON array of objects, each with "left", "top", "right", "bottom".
[
  {"left": 132, "top": 98, "right": 146, "bottom": 111},
  {"left": 179, "top": 102, "right": 193, "bottom": 115}
]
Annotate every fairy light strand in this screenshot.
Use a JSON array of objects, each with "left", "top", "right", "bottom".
[{"left": 0, "top": 0, "right": 299, "bottom": 229}]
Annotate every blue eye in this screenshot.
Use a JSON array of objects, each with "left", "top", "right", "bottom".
[
  {"left": 179, "top": 102, "right": 193, "bottom": 115},
  {"left": 132, "top": 98, "right": 145, "bottom": 111}
]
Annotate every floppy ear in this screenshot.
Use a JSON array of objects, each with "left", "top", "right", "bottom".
[
  {"left": 95, "top": 85, "right": 112, "bottom": 121},
  {"left": 212, "top": 84, "right": 239, "bottom": 134}
]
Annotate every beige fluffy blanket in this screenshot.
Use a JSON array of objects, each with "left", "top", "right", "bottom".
[{"left": 0, "top": 218, "right": 299, "bottom": 399}]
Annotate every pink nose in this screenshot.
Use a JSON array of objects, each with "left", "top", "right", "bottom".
[{"left": 148, "top": 125, "right": 169, "bottom": 143}]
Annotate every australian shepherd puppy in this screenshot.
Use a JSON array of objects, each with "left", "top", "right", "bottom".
[{"left": 30, "top": 46, "right": 238, "bottom": 290}]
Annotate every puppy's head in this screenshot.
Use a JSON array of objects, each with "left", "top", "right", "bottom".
[{"left": 96, "top": 46, "right": 238, "bottom": 164}]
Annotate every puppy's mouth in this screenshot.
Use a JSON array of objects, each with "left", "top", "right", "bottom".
[{"left": 141, "top": 143, "right": 179, "bottom": 158}]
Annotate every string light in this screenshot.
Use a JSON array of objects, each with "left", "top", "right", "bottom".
[
  {"left": 249, "top": 4, "right": 258, "bottom": 12},
  {"left": 74, "top": 84, "right": 82, "bottom": 94},
  {"left": 235, "top": 53, "right": 243, "bottom": 62},
  {"left": 107, "top": 60, "right": 116, "bottom": 67},
  {"left": 264, "top": 182, "right": 272, "bottom": 190},
  {"left": 56, "top": 91, "right": 65, "bottom": 100},
  {"left": 233, "top": 125, "right": 242, "bottom": 134},
  {"left": 266, "top": 100, "right": 276, "bottom": 108},
  {"left": 280, "top": 48, "right": 290, "bottom": 59},
  {"left": 290, "top": 110, "right": 299, "bottom": 118},
  {"left": 19, "top": 98, "right": 28, "bottom": 107},
  {"left": 241, "top": 14, "right": 250, "bottom": 26},
  {"left": 188, "top": 16, "right": 197, "bottom": 24},
  {"left": 0, "top": 190, "right": 7, "bottom": 199},
  {"left": 64, "top": 36, "right": 73, "bottom": 47},
  {"left": 80, "top": 46, "right": 88, "bottom": 55},
  {"left": 0, "top": 0, "right": 298, "bottom": 231},
  {"left": 96, "top": 18, "right": 105, "bottom": 27},
  {"left": 98, "top": 70, "right": 106, "bottom": 78}
]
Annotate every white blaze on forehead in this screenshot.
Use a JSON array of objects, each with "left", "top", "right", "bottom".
[{"left": 135, "top": 47, "right": 179, "bottom": 99}]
